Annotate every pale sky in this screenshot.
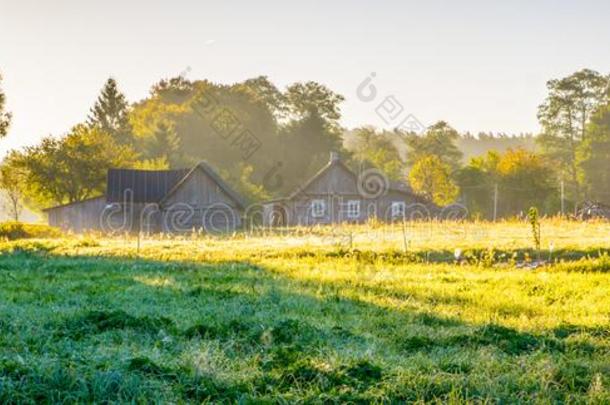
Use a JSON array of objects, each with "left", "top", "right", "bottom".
[{"left": 1, "top": 0, "right": 609, "bottom": 156}]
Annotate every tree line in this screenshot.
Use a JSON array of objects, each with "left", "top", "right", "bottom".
[{"left": 0, "top": 68, "right": 608, "bottom": 221}]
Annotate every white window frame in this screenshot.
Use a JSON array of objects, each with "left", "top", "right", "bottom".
[
  {"left": 311, "top": 199, "right": 326, "bottom": 218},
  {"left": 347, "top": 200, "right": 361, "bottom": 219},
  {"left": 391, "top": 201, "right": 406, "bottom": 219}
]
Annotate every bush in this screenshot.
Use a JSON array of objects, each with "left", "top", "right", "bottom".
[{"left": 0, "top": 222, "right": 62, "bottom": 240}]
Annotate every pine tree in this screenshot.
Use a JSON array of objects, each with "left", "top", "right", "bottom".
[
  {"left": 147, "top": 121, "right": 181, "bottom": 167},
  {"left": 0, "top": 73, "right": 11, "bottom": 138},
  {"left": 88, "top": 78, "right": 133, "bottom": 145}
]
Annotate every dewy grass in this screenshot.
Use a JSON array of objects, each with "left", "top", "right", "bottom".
[{"left": 0, "top": 219, "right": 609, "bottom": 402}]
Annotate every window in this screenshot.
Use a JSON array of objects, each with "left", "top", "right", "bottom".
[
  {"left": 391, "top": 201, "right": 406, "bottom": 218},
  {"left": 347, "top": 200, "right": 361, "bottom": 219},
  {"left": 311, "top": 199, "right": 326, "bottom": 218}
]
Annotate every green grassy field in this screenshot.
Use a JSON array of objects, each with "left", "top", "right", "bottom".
[{"left": 1, "top": 219, "right": 610, "bottom": 403}]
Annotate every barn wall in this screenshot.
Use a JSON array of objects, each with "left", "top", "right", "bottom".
[
  {"left": 262, "top": 158, "right": 437, "bottom": 227},
  {"left": 46, "top": 197, "right": 107, "bottom": 233},
  {"left": 286, "top": 195, "right": 363, "bottom": 226},
  {"left": 264, "top": 193, "right": 434, "bottom": 227},
  {"left": 283, "top": 163, "right": 373, "bottom": 225},
  {"left": 101, "top": 203, "right": 158, "bottom": 234},
  {"left": 377, "top": 191, "right": 431, "bottom": 221},
  {"left": 160, "top": 168, "right": 242, "bottom": 233},
  {"left": 46, "top": 198, "right": 159, "bottom": 234}
]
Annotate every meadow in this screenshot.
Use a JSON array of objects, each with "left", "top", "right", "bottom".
[{"left": 0, "top": 219, "right": 610, "bottom": 403}]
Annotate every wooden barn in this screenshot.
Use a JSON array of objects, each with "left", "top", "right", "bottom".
[
  {"left": 262, "top": 152, "right": 434, "bottom": 226},
  {"left": 44, "top": 162, "right": 246, "bottom": 234}
]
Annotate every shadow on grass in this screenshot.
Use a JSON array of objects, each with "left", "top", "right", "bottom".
[{"left": 0, "top": 248, "right": 607, "bottom": 402}]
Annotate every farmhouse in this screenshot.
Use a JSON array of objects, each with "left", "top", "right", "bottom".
[
  {"left": 44, "top": 162, "right": 246, "bottom": 234},
  {"left": 262, "top": 152, "right": 434, "bottom": 226}
]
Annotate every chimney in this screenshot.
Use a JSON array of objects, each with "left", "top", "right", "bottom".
[{"left": 329, "top": 151, "right": 340, "bottom": 163}]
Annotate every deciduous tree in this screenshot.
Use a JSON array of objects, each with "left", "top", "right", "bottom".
[
  {"left": 0, "top": 152, "right": 25, "bottom": 221},
  {"left": 403, "top": 121, "right": 463, "bottom": 171},
  {"left": 409, "top": 155, "right": 458, "bottom": 206},
  {"left": 11, "top": 124, "right": 137, "bottom": 208},
  {"left": 496, "top": 148, "right": 555, "bottom": 215},
  {"left": 285, "top": 81, "right": 344, "bottom": 122},
  {"left": 457, "top": 149, "right": 556, "bottom": 218},
  {"left": 578, "top": 104, "right": 610, "bottom": 203},
  {"left": 537, "top": 69, "right": 609, "bottom": 200},
  {"left": 0, "top": 73, "right": 11, "bottom": 138},
  {"left": 279, "top": 81, "right": 346, "bottom": 192},
  {"left": 455, "top": 151, "right": 500, "bottom": 218},
  {"left": 351, "top": 127, "right": 404, "bottom": 180}
]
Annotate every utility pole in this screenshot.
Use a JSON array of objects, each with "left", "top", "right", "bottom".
[
  {"left": 493, "top": 184, "right": 498, "bottom": 222},
  {"left": 560, "top": 180, "right": 565, "bottom": 217}
]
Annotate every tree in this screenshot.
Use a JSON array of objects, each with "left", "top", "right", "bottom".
[
  {"left": 240, "top": 76, "right": 287, "bottom": 120},
  {"left": 0, "top": 152, "right": 25, "bottom": 221},
  {"left": 403, "top": 121, "right": 463, "bottom": 170},
  {"left": 224, "top": 163, "right": 270, "bottom": 202},
  {"left": 285, "top": 81, "right": 344, "bottom": 122},
  {"left": 409, "top": 155, "right": 458, "bottom": 206},
  {"left": 456, "top": 149, "right": 555, "bottom": 218},
  {"left": 151, "top": 76, "right": 195, "bottom": 103},
  {"left": 280, "top": 112, "right": 344, "bottom": 192},
  {"left": 537, "top": 69, "right": 609, "bottom": 201},
  {"left": 12, "top": 124, "right": 137, "bottom": 208},
  {"left": 280, "top": 81, "right": 346, "bottom": 192},
  {"left": 145, "top": 120, "right": 182, "bottom": 167},
  {"left": 578, "top": 104, "right": 610, "bottom": 203},
  {"left": 130, "top": 77, "right": 345, "bottom": 196},
  {"left": 496, "top": 148, "right": 555, "bottom": 216},
  {"left": 132, "top": 157, "right": 169, "bottom": 170},
  {"left": 131, "top": 78, "right": 281, "bottom": 192},
  {"left": 351, "top": 127, "right": 404, "bottom": 180},
  {"left": 88, "top": 78, "right": 133, "bottom": 145},
  {"left": 0, "top": 72, "right": 11, "bottom": 138},
  {"left": 455, "top": 150, "right": 500, "bottom": 218}
]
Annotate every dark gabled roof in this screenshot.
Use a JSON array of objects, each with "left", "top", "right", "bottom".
[
  {"left": 44, "top": 162, "right": 245, "bottom": 212},
  {"left": 106, "top": 168, "right": 190, "bottom": 203},
  {"left": 158, "top": 162, "right": 247, "bottom": 210}
]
